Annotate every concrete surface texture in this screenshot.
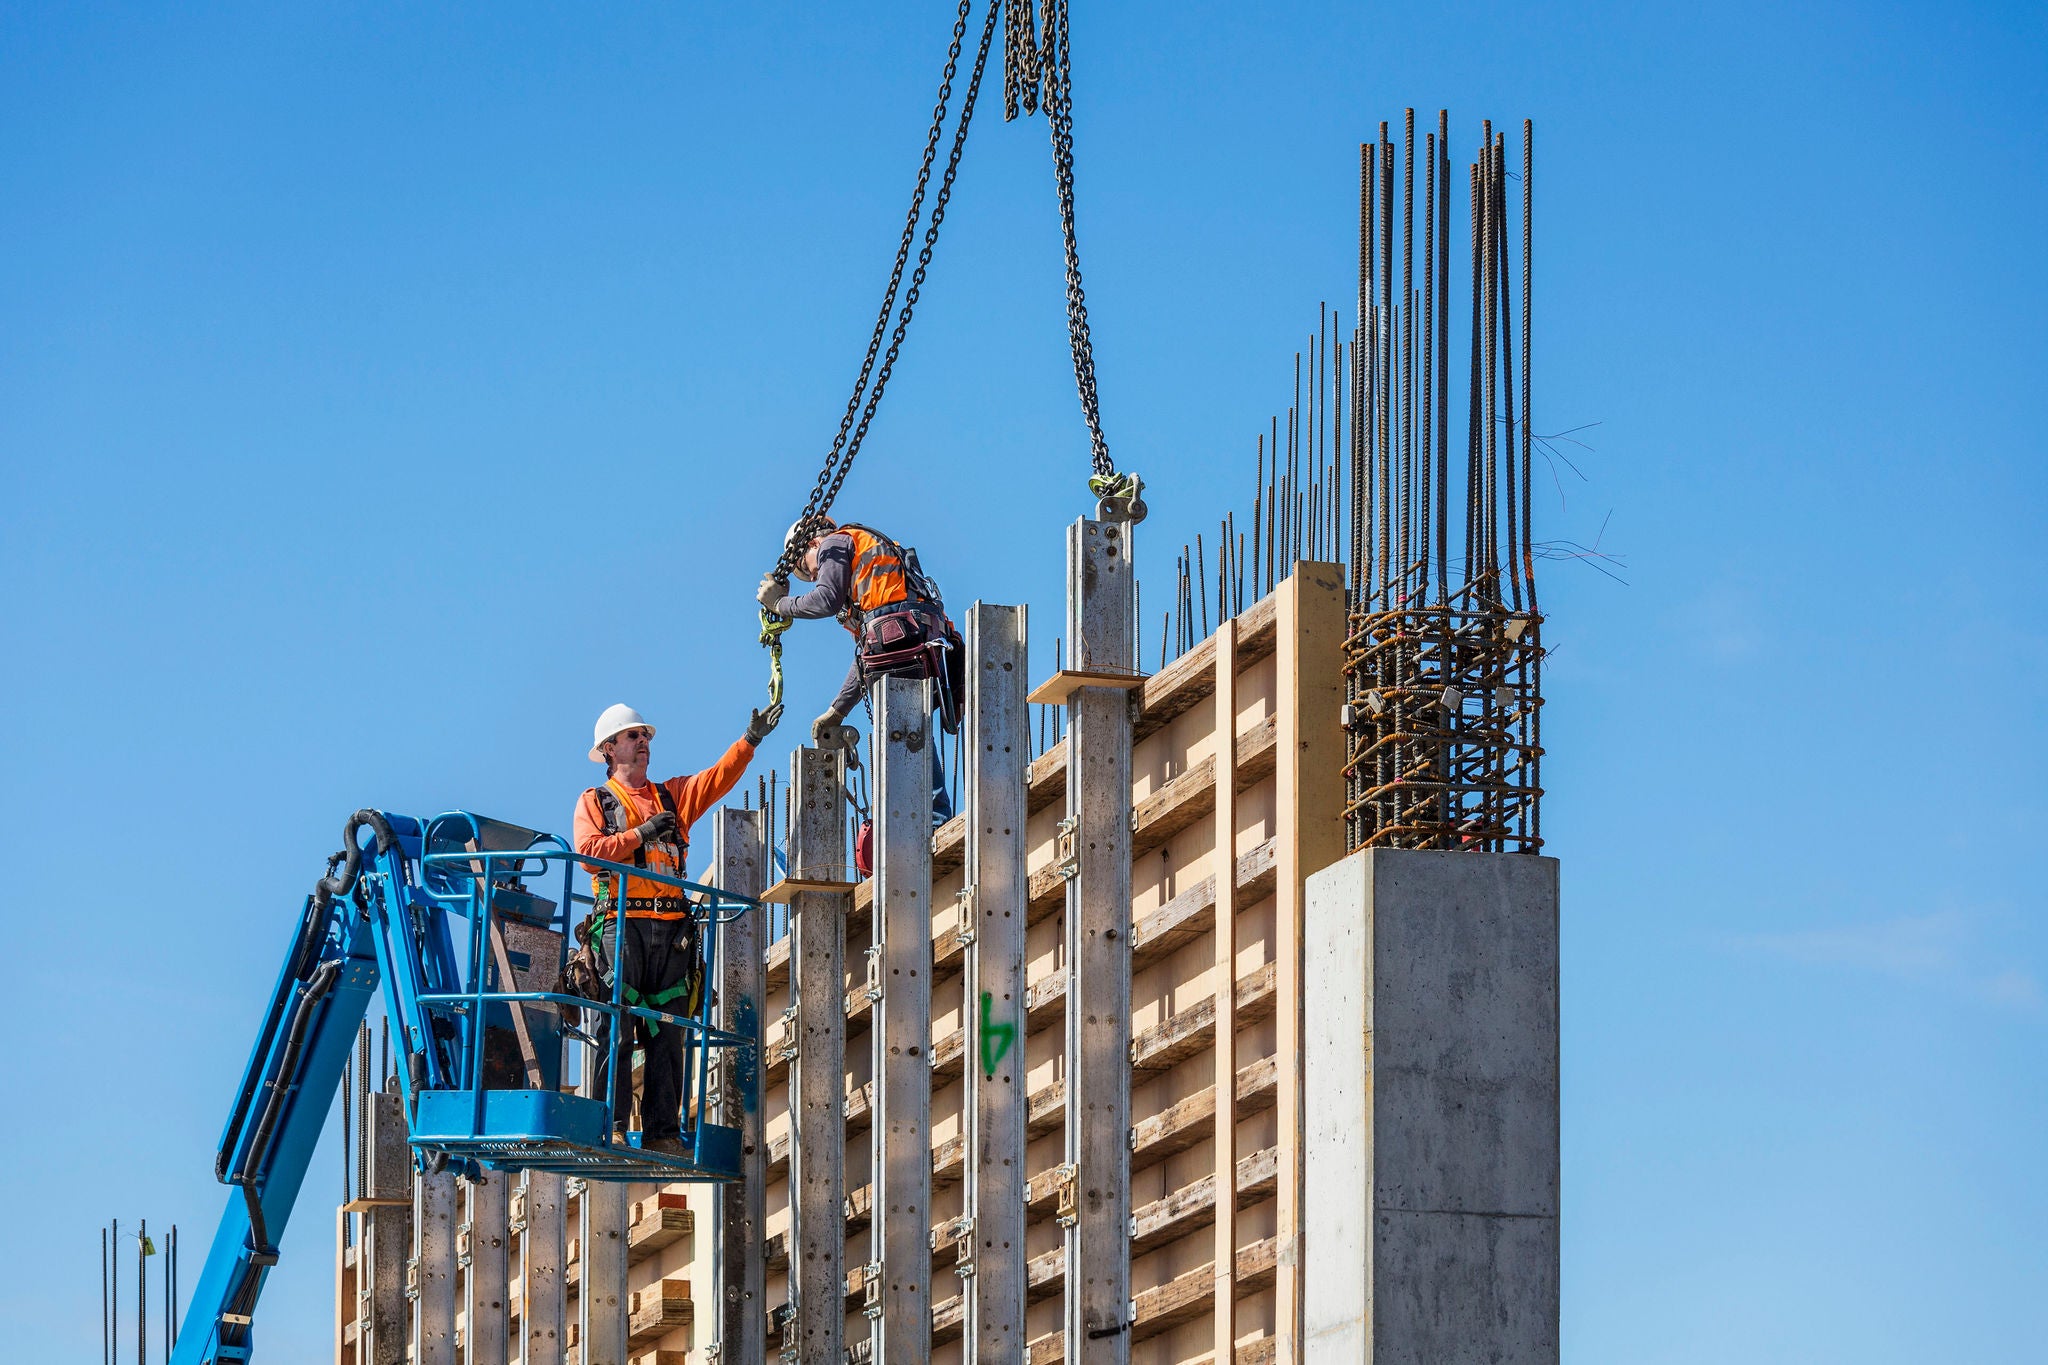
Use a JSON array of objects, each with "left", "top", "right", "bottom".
[{"left": 1304, "top": 846, "right": 1560, "bottom": 1365}]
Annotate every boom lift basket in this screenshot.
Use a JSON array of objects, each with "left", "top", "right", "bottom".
[{"left": 392, "top": 811, "right": 757, "bottom": 1184}]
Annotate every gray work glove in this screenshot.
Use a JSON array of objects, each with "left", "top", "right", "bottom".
[
  {"left": 634, "top": 810, "right": 677, "bottom": 845},
  {"left": 811, "top": 711, "right": 849, "bottom": 749},
  {"left": 756, "top": 573, "right": 789, "bottom": 611},
  {"left": 745, "top": 702, "right": 784, "bottom": 746}
]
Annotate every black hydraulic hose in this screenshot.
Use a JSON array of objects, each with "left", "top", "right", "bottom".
[
  {"left": 235, "top": 957, "right": 343, "bottom": 1196},
  {"left": 215, "top": 810, "right": 393, "bottom": 1180},
  {"left": 316, "top": 809, "right": 396, "bottom": 912}
]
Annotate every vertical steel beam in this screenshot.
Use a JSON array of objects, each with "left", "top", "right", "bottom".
[
  {"left": 578, "top": 1181, "right": 628, "bottom": 1365},
  {"left": 788, "top": 745, "right": 850, "bottom": 1365},
  {"left": 412, "top": 1169, "right": 459, "bottom": 1365},
  {"left": 1062, "top": 517, "right": 1136, "bottom": 1363},
  {"left": 870, "top": 674, "right": 935, "bottom": 1364},
  {"left": 712, "top": 807, "right": 769, "bottom": 1363},
  {"left": 464, "top": 1175, "right": 510, "bottom": 1365},
  {"left": 1212, "top": 619, "right": 1239, "bottom": 1358},
  {"left": 962, "top": 603, "right": 1028, "bottom": 1365},
  {"left": 517, "top": 1171, "right": 566, "bottom": 1365},
  {"left": 360, "top": 1091, "right": 409, "bottom": 1365}
]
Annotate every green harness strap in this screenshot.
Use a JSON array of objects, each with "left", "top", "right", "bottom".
[
  {"left": 586, "top": 910, "right": 702, "bottom": 1037},
  {"left": 624, "top": 978, "right": 700, "bottom": 1036}
]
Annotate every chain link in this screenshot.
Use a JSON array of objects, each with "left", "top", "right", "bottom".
[
  {"left": 774, "top": 0, "right": 1001, "bottom": 577},
  {"left": 772, "top": 0, "right": 1119, "bottom": 590},
  {"left": 1006, "top": 0, "right": 1114, "bottom": 479}
]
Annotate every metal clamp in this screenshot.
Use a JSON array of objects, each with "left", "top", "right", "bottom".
[
  {"left": 864, "top": 943, "right": 884, "bottom": 1003},
  {"left": 943, "top": 1214, "right": 976, "bottom": 1277},
  {"left": 952, "top": 885, "right": 977, "bottom": 947},
  {"left": 776, "top": 1003, "right": 799, "bottom": 1064},
  {"left": 1054, "top": 816, "right": 1080, "bottom": 881},
  {"left": 1052, "top": 1162, "right": 1080, "bottom": 1228},
  {"left": 1094, "top": 472, "right": 1148, "bottom": 525},
  {"left": 862, "top": 1260, "right": 885, "bottom": 1319}
]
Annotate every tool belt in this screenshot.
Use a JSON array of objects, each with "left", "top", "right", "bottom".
[
  {"left": 857, "top": 604, "right": 964, "bottom": 733},
  {"left": 620, "top": 896, "right": 695, "bottom": 915}
]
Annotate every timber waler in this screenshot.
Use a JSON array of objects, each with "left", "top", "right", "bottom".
[{"left": 174, "top": 809, "right": 757, "bottom": 1364}]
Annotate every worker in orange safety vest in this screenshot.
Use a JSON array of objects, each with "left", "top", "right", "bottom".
[
  {"left": 758, "top": 515, "right": 960, "bottom": 821},
  {"left": 572, "top": 699, "right": 780, "bottom": 1153}
]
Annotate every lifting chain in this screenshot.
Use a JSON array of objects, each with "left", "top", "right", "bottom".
[
  {"left": 772, "top": 0, "right": 1002, "bottom": 581},
  {"left": 1003, "top": 0, "right": 1135, "bottom": 511},
  {"left": 762, "top": 1, "right": 1139, "bottom": 706}
]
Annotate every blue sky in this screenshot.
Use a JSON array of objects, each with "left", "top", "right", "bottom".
[{"left": 3, "top": 2, "right": 2044, "bottom": 1360}]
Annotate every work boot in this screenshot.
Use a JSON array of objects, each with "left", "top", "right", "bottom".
[
  {"left": 645, "top": 1135, "right": 685, "bottom": 1156},
  {"left": 611, "top": 1125, "right": 632, "bottom": 1148}
]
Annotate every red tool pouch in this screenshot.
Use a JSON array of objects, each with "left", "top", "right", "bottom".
[{"left": 854, "top": 818, "right": 875, "bottom": 878}]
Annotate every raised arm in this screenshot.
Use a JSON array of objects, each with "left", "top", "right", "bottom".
[{"left": 775, "top": 535, "right": 853, "bottom": 620}]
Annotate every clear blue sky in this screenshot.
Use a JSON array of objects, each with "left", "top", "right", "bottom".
[{"left": 3, "top": 2, "right": 2043, "bottom": 1360}]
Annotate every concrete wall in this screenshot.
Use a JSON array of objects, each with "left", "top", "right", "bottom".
[{"left": 1303, "top": 848, "right": 1559, "bottom": 1365}]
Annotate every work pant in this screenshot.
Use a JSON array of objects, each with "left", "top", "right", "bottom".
[{"left": 592, "top": 915, "right": 698, "bottom": 1140}]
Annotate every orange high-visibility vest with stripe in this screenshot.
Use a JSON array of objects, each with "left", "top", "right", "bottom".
[
  {"left": 592, "top": 778, "right": 692, "bottom": 917},
  {"left": 838, "top": 524, "right": 920, "bottom": 631}
]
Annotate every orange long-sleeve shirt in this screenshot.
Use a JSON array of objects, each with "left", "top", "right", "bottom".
[{"left": 573, "top": 736, "right": 758, "bottom": 915}]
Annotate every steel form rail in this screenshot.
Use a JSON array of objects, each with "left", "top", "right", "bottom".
[{"left": 870, "top": 675, "right": 937, "bottom": 1364}]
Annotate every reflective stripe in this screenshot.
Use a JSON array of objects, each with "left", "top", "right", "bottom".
[
  {"left": 842, "top": 524, "right": 911, "bottom": 615},
  {"left": 592, "top": 779, "right": 689, "bottom": 910}
]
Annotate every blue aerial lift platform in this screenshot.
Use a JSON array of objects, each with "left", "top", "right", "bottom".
[{"left": 172, "top": 808, "right": 760, "bottom": 1365}]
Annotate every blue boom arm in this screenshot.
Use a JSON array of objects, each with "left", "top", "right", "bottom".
[{"left": 172, "top": 809, "right": 759, "bottom": 1364}]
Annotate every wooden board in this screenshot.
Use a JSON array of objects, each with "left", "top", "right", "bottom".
[{"left": 1025, "top": 667, "right": 1149, "bottom": 705}]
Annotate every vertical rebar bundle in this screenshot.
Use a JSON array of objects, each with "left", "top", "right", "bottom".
[
  {"left": 1342, "top": 112, "right": 1542, "bottom": 854},
  {"left": 1127, "top": 112, "right": 1543, "bottom": 851}
]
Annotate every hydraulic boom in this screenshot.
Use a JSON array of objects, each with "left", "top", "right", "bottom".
[{"left": 173, "top": 808, "right": 758, "bottom": 1364}]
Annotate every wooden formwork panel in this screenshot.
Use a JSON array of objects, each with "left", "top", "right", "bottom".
[{"left": 338, "top": 570, "right": 1341, "bottom": 1365}]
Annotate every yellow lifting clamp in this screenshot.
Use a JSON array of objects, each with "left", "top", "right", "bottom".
[{"left": 758, "top": 608, "right": 791, "bottom": 710}]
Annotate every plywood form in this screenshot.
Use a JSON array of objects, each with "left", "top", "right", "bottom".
[{"left": 745, "top": 567, "right": 1335, "bottom": 1363}]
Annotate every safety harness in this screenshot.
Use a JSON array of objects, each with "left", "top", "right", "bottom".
[{"left": 584, "top": 781, "right": 704, "bottom": 1029}]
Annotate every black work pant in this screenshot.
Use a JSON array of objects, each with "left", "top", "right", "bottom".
[{"left": 592, "top": 915, "right": 698, "bottom": 1140}]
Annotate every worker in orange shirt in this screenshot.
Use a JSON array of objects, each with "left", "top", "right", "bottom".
[
  {"left": 573, "top": 699, "right": 780, "bottom": 1154},
  {"left": 759, "top": 514, "right": 962, "bottom": 822}
]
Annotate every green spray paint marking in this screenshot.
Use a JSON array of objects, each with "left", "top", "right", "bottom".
[{"left": 979, "top": 991, "right": 1016, "bottom": 1078}]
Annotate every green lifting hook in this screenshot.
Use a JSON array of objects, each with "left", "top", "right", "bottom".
[{"left": 758, "top": 608, "right": 790, "bottom": 710}]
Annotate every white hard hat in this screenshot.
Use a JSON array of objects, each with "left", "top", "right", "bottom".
[
  {"left": 589, "top": 703, "right": 654, "bottom": 762},
  {"left": 784, "top": 514, "right": 834, "bottom": 557}
]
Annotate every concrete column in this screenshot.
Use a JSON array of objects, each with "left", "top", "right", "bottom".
[
  {"left": 1062, "top": 516, "right": 1135, "bottom": 1363},
  {"left": 577, "top": 1182, "right": 628, "bottom": 1365},
  {"left": 412, "top": 1169, "right": 459, "bottom": 1365},
  {"left": 361, "top": 1090, "right": 410, "bottom": 1365},
  {"left": 1303, "top": 847, "right": 1560, "bottom": 1365},
  {"left": 962, "top": 603, "right": 1028, "bottom": 1365},
  {"left": 516, "top": 1172, "right": 566, "bottom": 1365},
  {"left": 712, "top": 807, "right": 770, "bottom": 1363},
  {"left": 464, "top": 1174, "right": 510, "bottom": 1365},
  {"left": 788, "top": 745, "right": 850, "bottom": 1365},
  {"left": 870, "top": 674, "right": 934, "bottom": 1364}
]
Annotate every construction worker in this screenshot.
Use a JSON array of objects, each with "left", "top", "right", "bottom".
[
  {"left": 759, "top": 515, "right": 960, "bottom": 821},
  {"left": 573, "top": 700, "right": 780, "bottom": 1154}
]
